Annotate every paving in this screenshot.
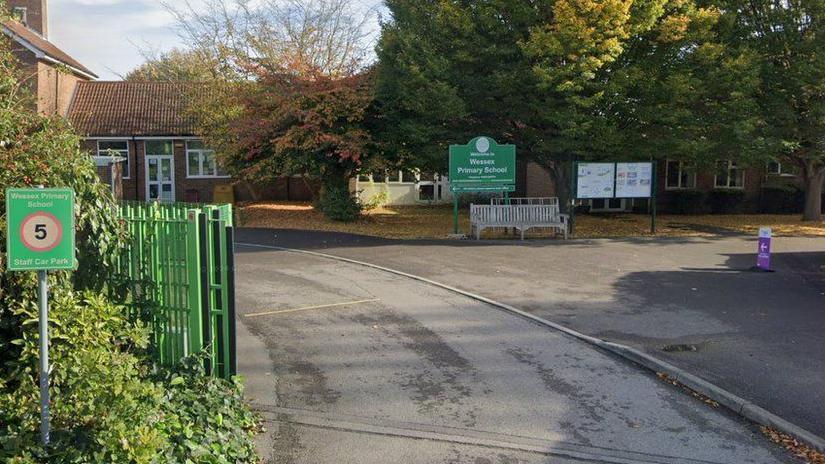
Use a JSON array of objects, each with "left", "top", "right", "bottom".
[
  {"left": 235, "top": 244, "right": 798, "bottom": 463},
  {"left": 236, "top": 228, "right": 825, "bottom": 442}
]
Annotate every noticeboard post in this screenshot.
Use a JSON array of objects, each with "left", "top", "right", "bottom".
[
  {"left": 570, "top": 161, "right": 657, "bottom": 236},
  {"left": 449, "top": 137, "right": 516, "bottom": 234},
  {"left": 5, "top": 187, "right": 76, "bottom": 447}
]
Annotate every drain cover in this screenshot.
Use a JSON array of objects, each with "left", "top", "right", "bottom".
[{"left": 662, "top": 344, "right": 698, "bottom": 353}]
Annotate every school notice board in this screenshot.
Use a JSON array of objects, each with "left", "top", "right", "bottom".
[
  {"left": 575, "top": 163, "right": 615, "bottom": 199},
  {"left": 615, "top": 162, "right": 653, "bottom": 198},
  {"left": 575, "top": 162, "right": 654, "bottom": 199}
]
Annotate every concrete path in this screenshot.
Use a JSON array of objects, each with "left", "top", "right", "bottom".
[
  {"left": 236, "top": 228, "right": 825, "bottom": 441},
  {"left": 235, "top": 244, "right": 795, "bottom": 463}
]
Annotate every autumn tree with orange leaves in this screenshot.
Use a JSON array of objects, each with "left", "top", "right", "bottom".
[
  {"left": 165, "top": 0, "right": 378, "bottom": 220},
  {"left": 206, "top": 71, "right": 376, "bottom": 221}
]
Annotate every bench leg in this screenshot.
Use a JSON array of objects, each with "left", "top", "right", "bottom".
[{"left": 520, "top": 227, "right": 525, "bottom": 241}]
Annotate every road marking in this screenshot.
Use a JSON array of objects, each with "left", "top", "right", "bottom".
[
  {"left": 244, "top": 299, "right": 381, "bottom": 318},
  {"left": 252, "top": 404, "right": 718, "bottom": 464}
]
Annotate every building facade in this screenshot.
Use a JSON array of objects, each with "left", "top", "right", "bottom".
[
  {"left": 67, "top": 81, "right": 239, "bottom": 203},
  {"left": 521, "top": 159, "right": 801, "bottom": 214},
  {"left": 3, "top": 0, "right": 97, "bottom": 115}
]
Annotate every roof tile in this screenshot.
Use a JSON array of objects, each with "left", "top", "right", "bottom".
[{"left": 67, "top": 81, "right": 204, "bottom": 137}]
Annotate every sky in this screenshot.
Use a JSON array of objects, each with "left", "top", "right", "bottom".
[{"left": 49, "top": 0, "right": 384, "bottom": 80}]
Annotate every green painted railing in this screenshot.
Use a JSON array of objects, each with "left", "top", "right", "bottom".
[{"left": 114, "top": 201, "right": 236, "bottom": 379}]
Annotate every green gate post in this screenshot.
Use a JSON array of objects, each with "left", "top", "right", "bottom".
[
  {"left": 225, "top": 225, "right": 238, "bottom": 376},
  {"left": 186, "top": 209, "right": 205, "bottom": 356}
]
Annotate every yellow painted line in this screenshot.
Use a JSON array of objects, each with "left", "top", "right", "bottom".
[{"left": 244, "top": 299, "right": 381, "bottom": 318}]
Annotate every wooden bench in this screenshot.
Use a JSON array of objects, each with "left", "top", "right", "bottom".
[{"left": 470, "top": 203, "right": 569, "bottom": 240}]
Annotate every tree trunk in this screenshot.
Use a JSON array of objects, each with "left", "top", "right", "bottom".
[
  {"left": 549, "top": 159, "right": 573, "bottom": 213},
  {"left": 802, "top": 170, "right": 824, "bottom": 221}
]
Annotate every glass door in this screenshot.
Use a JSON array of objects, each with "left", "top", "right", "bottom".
[{"left": 146, "top": 155, "right": 175, "bottom": 202}]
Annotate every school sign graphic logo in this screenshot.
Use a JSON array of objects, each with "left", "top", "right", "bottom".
[{"left": 449, "top": 136, "right": 516, "bottom": 192}]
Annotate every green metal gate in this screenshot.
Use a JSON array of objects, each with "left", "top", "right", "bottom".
[{"left": 114, "top": 201, "right": 236, "bottom": 379}]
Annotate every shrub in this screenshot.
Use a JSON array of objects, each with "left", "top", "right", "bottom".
[
  {"left": 0, "top": 41, "right": 259, "bottom": 463},
  {"left": 361, "top": 187, "right": 389, "bottom": 211},
  {"left": 156, "top": 355, "right": 260, "bottom": 464},
  {"left": 759, "top": 185, "right": 803, "bottom": 213},
  {"left": 707, "top": 189, "right": 746, "bottom": 214},
  {"left": 317, "top": 179, "right": 362, "bottom": 221},
  {"left": 0, "top": 291, "right": 166, "bottom": 463},
  {"left": 665, "top": 190, "right": 706, "bottom": 214}
]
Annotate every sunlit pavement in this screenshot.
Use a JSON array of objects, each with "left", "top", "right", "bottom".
[{"left": 235, "top": 243, "right": 796, "bottom": 463}]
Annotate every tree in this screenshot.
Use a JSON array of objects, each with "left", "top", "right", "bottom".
[
  {"left": 374, "top": 0, "right": 713, "bottom": 206},
  {"left": 714, "top": 0, "right": 825, "bottom": 220},
  {"left": 527, "top": 1, "right": 763, "bottom": 174},
  {"left": 161, "top": 0, "right": 376, "bottom": 78},
  {"left": 162, "top": 0, "right": 379, "bottom": 219},
  {"left": 125, "top": 48, "right": 217, "bottom": 81},
  {"left": 194, "top": 71, "right": 375, "bottom": 221}
]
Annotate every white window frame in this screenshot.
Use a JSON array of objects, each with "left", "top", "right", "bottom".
[
  {"left": 387, "top": 170, "right": 418, "bottom": 184},
  {"left": 186, "top": 141, "right": 229, "bottom": 179},
  {"left": 665, "top": 160, "right": 696, "bottom": 190},
  {"left": 766, "top": 160, "right": 795, "bottom": 177},
  {"left": 97, "top": 140, "right": 130, "bottom": 179},
  {"left": 714, "top": 160, "right": 745, "bottom": 189}
]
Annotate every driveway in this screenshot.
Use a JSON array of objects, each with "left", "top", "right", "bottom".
[
  {"left": 235, "top": 244, "right": 796, "bottom": 463},
  {"left": 236, "top": 228, "right": 825, "bottom": 442}
]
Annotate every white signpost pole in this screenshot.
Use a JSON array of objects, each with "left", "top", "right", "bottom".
[{"left": 37, "top": 268, "right": 50, "bottom": 445}]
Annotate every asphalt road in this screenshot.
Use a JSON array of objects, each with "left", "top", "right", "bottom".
[
  {"left": 235, "top": 244, "right": 796, "bottom": 464},
  {"left": 236, "top": 228, "right": 825, "bottom": 442}
]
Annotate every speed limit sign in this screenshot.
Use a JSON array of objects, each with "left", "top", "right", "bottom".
[
  {"left": 5, "top": 188, "right": 75, "bottom": 271},
  {"left": 21, "top": 212, "right": 64, "bottom": 252}
]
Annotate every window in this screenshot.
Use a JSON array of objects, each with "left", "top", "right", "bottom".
[
  {"left": 665, "top": 160, "right": 696, "bottom": 189},
  {"left": 146, "top": 140, "right": 174, "bottom": 156},
  {"left": 186, "top": 140, "right": 228, "bottom": 178},
  {"left": 12, "top": 7, "right": 27, "bottom": 24},
  {"left": 715, "top": 160, "right": 745, "bottom": 189},
  {"left": 98, "top": 141, "right": 130, "bottom": 178},
  {"left": 387, "top": 170, "right": 417, "bottom": 184}
]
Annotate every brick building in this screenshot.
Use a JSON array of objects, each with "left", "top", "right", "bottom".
[
  {"left": 3, "top": 0, "right": 97, "bottom": 115},
  {"left": 67, "top": 81, "right": 236, "bottom": 203}
]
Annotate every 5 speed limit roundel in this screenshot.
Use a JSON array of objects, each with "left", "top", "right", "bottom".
[{"left": 20, "top": 212, "right": 63, "bottom": 252}]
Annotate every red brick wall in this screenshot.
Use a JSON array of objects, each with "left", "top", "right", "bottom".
[
  {"left": 655, "top": 161, "right": 766, "bottom": 213},
  {"left": 85, "top": 138, "right": 237, "bottom": 203},
  {"left": 36, "top": 61, "right": 84, "bottom": 115}
]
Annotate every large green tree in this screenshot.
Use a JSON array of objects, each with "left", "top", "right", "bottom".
[
  {"left": 375, "top": 0, "right": 716, "bottom": 205},
  {"left": 715, "top": 0, "right": 825, "bottom": 220}
]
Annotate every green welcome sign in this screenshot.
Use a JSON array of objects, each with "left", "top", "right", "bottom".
[
  {"left": 448, "top": 137, "right": 516, "bottom": 234},
  {"left": 449, "top": 136, "right": 516, "bottom": 192},
  {"left": 6, "top": 188, "right": 75, "bottom": 271}
]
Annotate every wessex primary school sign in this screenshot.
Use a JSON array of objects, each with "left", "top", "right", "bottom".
[
  {"left": 6, "top": 188, "right": 75, "bottom": 271},
  {"left": 449, "top": 137, "right": 515, "bottom": 192}
]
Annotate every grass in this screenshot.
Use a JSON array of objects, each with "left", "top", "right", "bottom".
[{"left": 237, "top": 201, "right": 825, "bottom": 240}]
